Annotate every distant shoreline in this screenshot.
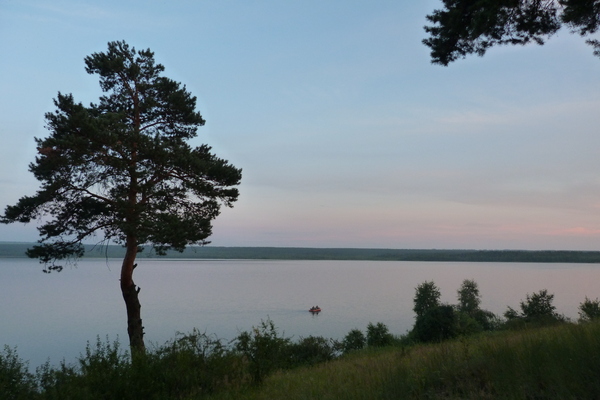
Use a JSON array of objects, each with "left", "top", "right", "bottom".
[{"left": 1, "top": 242, "right": 600, "bottom": 263}]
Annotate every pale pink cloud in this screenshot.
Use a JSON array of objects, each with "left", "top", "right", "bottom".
[{"left": 548, "top": 227, "right": 600, "bottom": 236}]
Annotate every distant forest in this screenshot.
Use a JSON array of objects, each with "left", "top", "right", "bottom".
[{"left": 1, "top": 242, "right": 600, "bottom": 263}]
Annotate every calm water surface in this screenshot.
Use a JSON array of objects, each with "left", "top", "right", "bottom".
[{"left": 2, "top": 258, "right": 600, "bottom": 368}]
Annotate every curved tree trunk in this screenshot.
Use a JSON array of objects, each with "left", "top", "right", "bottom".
[{"left": 121, "top": 235, "right": 145, "bottom": 353}]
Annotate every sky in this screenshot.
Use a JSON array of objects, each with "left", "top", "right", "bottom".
[{"left": 1, "top": 1, "right": 600, "bottom": 250}]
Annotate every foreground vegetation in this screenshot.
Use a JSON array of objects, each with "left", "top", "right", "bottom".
[
  {"left": 3, "top": 321, "right": 600, "bottom": 400},
  {"left": 211, "top": 322, "right": 600, "bottom": 400},
  {"left": 4, "top": 279, "right": 600, "bottom": 399}
]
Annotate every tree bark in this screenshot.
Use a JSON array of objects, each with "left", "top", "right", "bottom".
[{"left": 121, "top": 235, "right": 145, "bottom": 353}]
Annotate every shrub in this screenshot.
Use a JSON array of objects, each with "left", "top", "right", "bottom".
[
  {"left": 234, "top": 319, "right": 290, "bottom": 384},
  {"left": 503, "top": 289, "right": 566, "bottom": 329},
  {"left": 455, "top": 311, "right": 484, "bottom": 336},
  {"left": 1, "top": 321, "right": 348, "bottom": 399},
  {"left": 366, "top": 322, "right": 394, "bottom": 347},
  {"left": 146, "top": 329, "right": 245, "bottom": 396},
  {"left": 520, "top": 289, "right": 558, "bottom": 319},
  {"left": 34, "top": 338, "right": 128, "bottom": 400},
  {"left": 36, "top": 360, "right": 92, "bottom": 400},
  {"left": 78, "top": 336, "right": 129, "bottom": 397},
  {"left": 0, "top": 346, "right": 38, "bottom": 400},
  {"left": 412, "top": 304, "right": 458, "bottom": 343},
  {"left": 504, "top": 306, "right": 520, "bottom": 320},
  {"left": 472, "top": 308, "right": 501, "bottom": 331},
  {"left": 286, "top": 336, "right": 337, "bottom": 367},
  {"left": 342, "top": 329, "right": 366, "bottom": 353},
  {"left": 36, "top": 332, "right": 246, "bottom": 400},
  {"left": 579, "top": 297, "right": 600, "bottom": 322}
]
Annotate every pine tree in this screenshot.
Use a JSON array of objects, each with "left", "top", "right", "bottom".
[
  {"left": 424, "top": 0, "right": 600, "bottom": 65},
  {"left": 1, "top": 41, "right": 242, "bottom": 352}
]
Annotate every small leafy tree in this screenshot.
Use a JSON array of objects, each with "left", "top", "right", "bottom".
[
  {"left": 0, "top": 41, "right": 242, "bottom": 352},
  {"left": 234, "top": 319, "right": 290, "bottom": 385},
  {"left": 504, "top": 289, "right": 564, "bottom": 328},
  {"left": 412, "top": 304, "right": 458, "bottom": 343},
  {"left": 366, "top": 322, "right": 394, "bottom": 347},
  {"left": 413, "top": 281, "right": 441, "bottom": 318},
  {"left": 579, "top": 297, "right": 600, "bottom": 322},
  {"left": 455, "top": 279, "right": 498, "bottom": 332},
  {"left": 520, "top": 289, "right": 558, "bottom": 319},
  {"left": 342, "top": 329, "right": 366, "bottom": 353},
  {"left": 457, "top": 279, "right": 481, "bottom": 315}
]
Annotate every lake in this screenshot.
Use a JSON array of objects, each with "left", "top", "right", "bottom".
[{"left": 2, "top": 258, "right": 600, "bottom": 369}]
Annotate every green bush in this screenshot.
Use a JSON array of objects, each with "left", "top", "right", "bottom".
[
  {"left": 366, "top": 322, "right": 394, "bottom": 347},
  {"left": 35, "top": 332, "right": 247, "bottom": 400},
  {"left": 286, "top": 336, "right": 338, "bottom": 367},
  {"left": 455, "top": 310, "right": 484, "bottom": 336},
  {"left": 143, "top": 329, "right": 245, "bottom": 397},
  {"left": 503, "top": 289, "right": 566, "bottom": 329},
  {"left": 472, "top": 308, "right": 500, "bottom": 331},
  {"left": 0, "top": 346, "right": 38, "bottom": 400},
  {"left": 520, "top": 289, "right": 559, "bottom": 319},
  {"left": 35, "top": 361, "right": 79, "bottom": 400},
  {"left": 413, "top": 281, "right": 441, "bottom": 318},
  {"left": 234, "top": 319, "right": 291, "bottom": 385},
  {"left": 2, "top": 321, "right": 348, "bottom": 399},
  {"left": 579, "top": 297, "right": 600, "bottom": 322},
  {"left": 33, "top": 338, "right": 128, "bottom": 400},
  {"left": 342, "top": 329, "right": 366, "bottom": 353},
  {"left": 412, "top": 304, "right": 458, "bottom": 343}
]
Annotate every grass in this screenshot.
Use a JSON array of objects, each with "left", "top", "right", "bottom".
[
  {"left": 3, "top": 321, "right": 600, "bottom": 399},
  {"left": 206, "top": 322, "right": 600, "bottom": 400},
  {"left": 205, "top": 348, "right": 397, "bottom": 400}
]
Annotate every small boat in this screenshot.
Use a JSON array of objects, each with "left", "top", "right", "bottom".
[{"left": 309, "top": 306, "right": 321, "bottom": 313}]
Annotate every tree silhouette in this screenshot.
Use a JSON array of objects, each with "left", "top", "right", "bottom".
[
  {"left": 424, "top": 0, "right": 600, "bottom": 65},
  {"left": 413, "top": 280, "right": 441, "bottom": 318},
  {"left": 1, "top": 41, "right": 242, "bottom": 352}
]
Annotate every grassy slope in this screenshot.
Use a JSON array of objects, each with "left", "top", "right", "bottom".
[{"left": 208, "top": 322, "right": 600, "bottom": 400}]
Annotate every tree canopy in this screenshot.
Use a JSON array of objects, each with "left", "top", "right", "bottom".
[
  {"left": 457, "top": 279, "right": 481, "bottom": 315},
  {"left": 1, "top": 41, "right": 242, "bottom": 351},
  {"left": 413, "top": 281, "right": 441, "bottom": 318},
  {"left": 423, "top": 0, "right": 600, "bottom": 65}
]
